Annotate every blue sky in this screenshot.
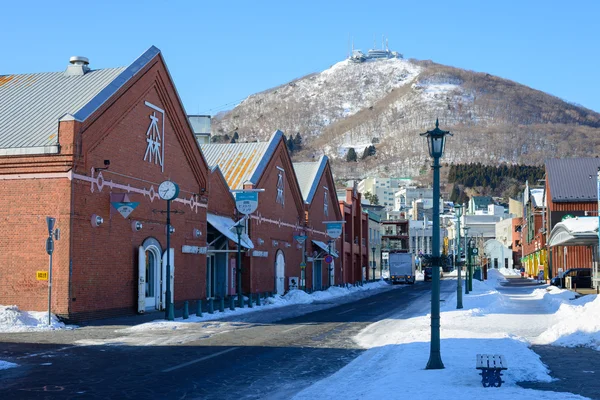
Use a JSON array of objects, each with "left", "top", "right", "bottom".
[{"left": 2, "top": 1, "right": 599, "bottom": 114}]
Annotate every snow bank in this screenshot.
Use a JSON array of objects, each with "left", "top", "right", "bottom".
[
  {"left": 534, "top": 294, "right": 600, "bottom": 350},
  {"left": 0, "top": 305, "right": 75, "bottom": 333},
  {"left": 294, "top": 268, "right": 592, "bottom": 400},
  {"left": 485, "top": 268, "right": 508, "bottom": 288},
  {"left": 0, "top": 360, "right": 18, "bottom": 370},
  {"left": 530, "top": 286, "right": 577, "bottom": 313},
  {"left": 498, "top": 267, "right": 522, "bottom": 276},
  {"left": 124, "top": 281, "right": 391, "bottom": 332}
]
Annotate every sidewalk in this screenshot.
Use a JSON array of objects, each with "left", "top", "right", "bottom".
[{"left": 500, "top": 278, "right": 600, "bottom": 400}]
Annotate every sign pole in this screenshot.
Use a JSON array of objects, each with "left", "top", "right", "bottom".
[
  {"left": 48, "top": 251, "right": 53, "bottom": 326},
  {"left": 45, "top": 217, "right": 56, "bottom": 326}
]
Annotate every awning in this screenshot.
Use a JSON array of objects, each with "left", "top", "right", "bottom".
[
  {"left": 312, "top": 240, "right": 339, "bottom": 258},
  {"left": 548, "top": 217, "right": 598, "bottom": 247},
  {"left": 207, "top": 213, "right": 254, "bottom": 249}
]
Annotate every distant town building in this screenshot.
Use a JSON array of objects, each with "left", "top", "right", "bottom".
[
  {"left": 468, "top": 196, "right": 493, "bottom": 215},
  {"left": 357, "top": 177, "right": 407, "bottom": 210},
  {"left": 394, "top": 186, "right": 433, "bottom": 211},
  {"left": 188, "top": 115, "right": 211, "bottom": 144}
]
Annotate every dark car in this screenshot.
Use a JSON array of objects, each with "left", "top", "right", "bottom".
[
  {"left": 424, "top": 267, "right": 443, "bottom": 282},
  {"left": 550, "top": 268, "right": 592, "bottom": 289}
]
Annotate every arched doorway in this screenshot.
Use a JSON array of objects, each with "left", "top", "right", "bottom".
[
  {"left": 275, "top": 250, "right": 285, "bottom": 294},
  {"left": 138, "top": 237, "right": 162, "bottom": 313}
]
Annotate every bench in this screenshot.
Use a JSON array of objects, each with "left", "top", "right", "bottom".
[{"left": 476, "top": 354, "right": 507, "bottom": 387}]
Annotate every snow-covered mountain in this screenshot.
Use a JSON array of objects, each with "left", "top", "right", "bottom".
[{"left": 212, "top": 57, "right": 600, "bottom": 177}]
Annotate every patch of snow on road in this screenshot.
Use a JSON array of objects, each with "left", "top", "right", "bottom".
[
  {"left": 0, "top": 305, "right": 76, "bottom": 333},
  {"left": 0, "top": 360, "right": 18, "bottom": 370}
]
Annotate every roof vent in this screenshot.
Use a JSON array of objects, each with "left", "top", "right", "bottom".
[{"left": 65, "top": 56, "right": 90, "bottom": 76}]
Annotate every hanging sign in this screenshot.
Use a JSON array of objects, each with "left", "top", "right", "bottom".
[
  {"left": 294, "top": 235, "right": 307, "bottom": 244},
  {"left": 111, "top": 202, "right": 140, "bottom": 219},
  {"left": 235, "top": 192, "right": 259, "bottom": 215},
  {"left": 324, "top": 221, "right": 344, "bottom": 239}
]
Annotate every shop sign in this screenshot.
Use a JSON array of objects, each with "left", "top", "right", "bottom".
[
  {"left": 252, "top": 250, "right": 268, "bottom": 257},
  {"left": 143, "top": 101, "right": 165, "bottom": 172},
  {"left": 294, "top": 235, "right": 307, "bottom": 244},
  {"left": 182, "top": 245, "right": 207, "bottom": 254},
  {"left": 235, "top": 191, "right": 259, "bottom": 215},
  {"left": 111, "top": 202, "right": 140, "bottom": 219},
  {"left": 324, "top": 221, "right": 344, "bottom": 239}
]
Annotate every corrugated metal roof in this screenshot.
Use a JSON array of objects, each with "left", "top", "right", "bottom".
[
  {"left": 293, "top": 155, "right": 328, "bottom": 203},
  {"left": 546, "top": 158, "right": 600, "bottom": 202},
  {"left": 200, "top": 131, "right": 283, "bottom": 189},
  {"left": 0, "top": 68, "right": 125, "bottom": 149},
  {"left": 0, "top": 46, "right": 161, "bottom": 152}
]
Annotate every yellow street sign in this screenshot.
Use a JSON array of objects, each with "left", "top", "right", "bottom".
[{"left": 36, "top": 271, "right": 48, "bottom": 280}]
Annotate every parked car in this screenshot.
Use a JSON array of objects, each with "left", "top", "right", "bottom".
[
  {"left": 424, "top": 267, "right": 443, "bottom": 282},
  {"left": 550, "top": 268, "right": 592, "bottom": 289}
]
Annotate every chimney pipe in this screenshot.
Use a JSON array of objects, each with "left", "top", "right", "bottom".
[{"left": 65, "top": 56, "right": 90, "bottom": 76}]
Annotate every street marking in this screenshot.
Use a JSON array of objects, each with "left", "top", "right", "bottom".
[
  {"left": 162, "top": 347, "right": 239, "bottom": 373},
  {"left": 337, "top": 308, "right": 355, "bottom": 315},
  {"left": 281, "top": 325, "right": 303, "bottom": 333},
  {"left": 17, "top": 346, "right": 76, "bottom": 359}
]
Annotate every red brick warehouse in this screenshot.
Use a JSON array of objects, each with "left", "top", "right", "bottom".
[{"left": 0, "top": 47, "right": 210, "bottom": 321}]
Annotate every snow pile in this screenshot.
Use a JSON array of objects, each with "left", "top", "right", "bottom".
[
  {"left": 534, "top": 294, "right": 600, "bottom": 350},
  {"left": 293, "top": 271, "right": 583, "bottom": 400},
  {"left": 486, "top": 268, "right": 508, "bottom": 287},
  {"left": 498, "top": 267, "right": 522, "bottom": 276},
  {"left": 530, "top": 286, "right": 577, "bottom": 313},
  {"left": 124, "top": 281, "right": 391, "bottom": 332},
  {"left": 0, "top": 305, "right": 74, "bottom": 333}
]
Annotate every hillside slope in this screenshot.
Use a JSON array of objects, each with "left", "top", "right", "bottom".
[{"left": 213, "top": 58, "right": 600, "bottom": 177}]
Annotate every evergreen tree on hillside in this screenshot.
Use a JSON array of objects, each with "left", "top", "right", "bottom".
[
  {"left": 286, "top": 137, "right": 295, "bottom": 153},
  {"left": 293, "top": 133, "right": 303, "bottom": 150},
  {"left": 361, "top": 147, "right": 369, "bottom": 159},
  {"left": 346, "top": 148, "right": 357, "bottom": 162}
]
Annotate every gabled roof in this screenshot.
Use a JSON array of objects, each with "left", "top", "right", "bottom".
[
  {"left": 471, "top": 196, "right": 493, "bottom": 208},
  {"left": 0, "top": 46, "right": 161, "bottom": 156},
  {"left": 546, "top": 158, "right": 600, "bottom": 203},
  {"left": 293, "top": 155, "right": 328, "bottom": 204},
  {"left": 200, "top": 131, "right": 282, "bottom": 190}
]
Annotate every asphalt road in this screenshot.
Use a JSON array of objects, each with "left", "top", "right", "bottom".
[{"left": 0, "top": 280, "right": 455, "bottom": 400}]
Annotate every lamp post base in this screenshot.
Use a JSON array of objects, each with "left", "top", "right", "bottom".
[{"left": 426, "top": 353, "right": 445, "bottom": 370}]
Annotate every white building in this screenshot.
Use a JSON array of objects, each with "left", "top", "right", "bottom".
[
  {"left": 357, "top": 177, "right": 406, "bottom": 210},
  {"left": 394, "top": 186, "right": 433, "bottom": 211}
]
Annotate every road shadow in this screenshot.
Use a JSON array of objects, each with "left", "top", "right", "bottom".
[{"left": 0, "top": 341, "right": 363, "bottom": 400}]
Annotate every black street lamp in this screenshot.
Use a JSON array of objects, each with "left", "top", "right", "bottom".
[
  {"left": 233, "top": 221, "right": 245, "bottom": 308},
  {"left": 454, "top": 204, "right": 463, "bottom": 309},
  {"left": 420, "top": 119, "right": 452, "bottom": 370},
  {"left": 371, "top": 245, "right": 377, "bottom": 280}
]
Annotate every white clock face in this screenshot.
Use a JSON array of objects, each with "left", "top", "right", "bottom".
[{"left": 158, "top": 181, "right": 179, "bottom": 201}]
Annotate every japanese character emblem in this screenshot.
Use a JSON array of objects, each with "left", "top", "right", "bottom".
[
  {"left": 276, "top": 170, "right": 284, "bottom": 206},
  {"left": 143, "top": 102, "right": 165, "bottom": 172}
]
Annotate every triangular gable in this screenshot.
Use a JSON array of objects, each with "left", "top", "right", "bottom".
[
  {"left": 210, "top": 166, "right": 235, "bottom": 203},
  {"left": 254, "top": 131, "right": 306, "bottom": 217},
  {"left": 79, "top": 46, "right": 209, "bottom": 190}
]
